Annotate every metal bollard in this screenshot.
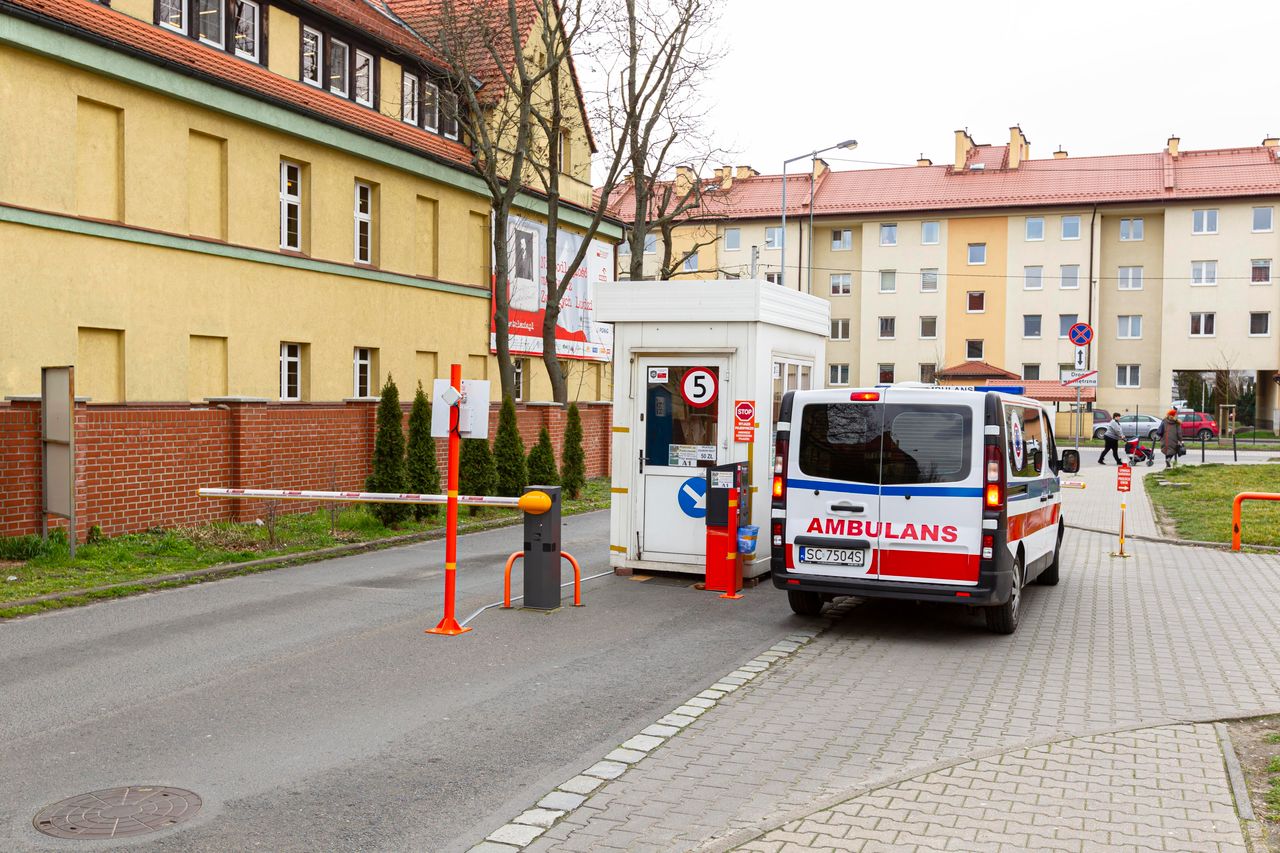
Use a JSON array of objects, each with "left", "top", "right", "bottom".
[{"left": 522, "top": 485, "right": 562, "bottom": 610}]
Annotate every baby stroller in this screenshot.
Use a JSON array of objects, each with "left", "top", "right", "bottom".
[{"left": 1125, "top": 436, "right": 1155, "bottom": 467}]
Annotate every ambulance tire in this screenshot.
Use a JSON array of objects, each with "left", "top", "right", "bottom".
[
  {"left": 985, "top": 557, "right": 1023, "bottom": 635},
  {"left": 1036, "top": 528, "right": 1062, "bottom": 586},
  {"left": 788, "top": 590, "right": 824, "bottom": 617}
]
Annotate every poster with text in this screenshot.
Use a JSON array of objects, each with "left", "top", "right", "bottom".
[{"left": 490, "top": 214, "right": 614, "bottom": 361}]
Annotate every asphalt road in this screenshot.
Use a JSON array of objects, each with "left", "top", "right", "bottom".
[{"left": 0, "top": 510, "right": 801, "bottom": 852}]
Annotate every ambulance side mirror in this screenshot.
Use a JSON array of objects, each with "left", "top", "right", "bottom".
[{"left": 1059, "top": 449, "right": 1080, "bottom": 475}]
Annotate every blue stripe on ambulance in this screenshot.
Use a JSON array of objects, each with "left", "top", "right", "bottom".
[{"left": 786, "top": 478, "right": 983, "bottom": 498}]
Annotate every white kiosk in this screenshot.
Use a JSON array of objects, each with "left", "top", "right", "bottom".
[{"left": 597, "top": 280, "right": 830, "bottom": 578}]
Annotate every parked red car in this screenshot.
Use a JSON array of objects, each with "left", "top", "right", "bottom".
[{"left": 1178, "top": 411, "right": 1219, "bottom": 440}]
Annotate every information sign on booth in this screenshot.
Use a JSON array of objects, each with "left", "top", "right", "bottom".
[{"left": 734, "top": 400, "right": 756, "bottom": 443}]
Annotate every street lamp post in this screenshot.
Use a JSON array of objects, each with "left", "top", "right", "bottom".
[{"left": 780, "top": 139, "right": 857, "bottom": 291}]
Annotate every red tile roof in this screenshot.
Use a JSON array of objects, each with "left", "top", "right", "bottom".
[
  {"left": 606, "top": 144, "right": 1280, "bottom": 222},
  {"left": 306, "top": 0, "right": 449, "bottom": 71},
  {"left": 938, "top": 361, "right": 1021, "bottom": 380},
  {"left": 4, "top": 0, "right": 474, "bottom": 169}
]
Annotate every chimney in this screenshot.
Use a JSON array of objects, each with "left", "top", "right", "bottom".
[
  {"left": 1053, "top": 147, "right": 1068, "bottom": 159},
  {"left": 1264, "top": 136, "right": 1279, "bottom": 149},
  {"left": 735, "top": 165, "right": 759, "bottom": 180},
  {"left": 917, "top": 154, "right": 932, "bottom": 167},
  {"left": 674, "top": 165, "right": 695, "bottom": 197},
  {"left": 717, "top": 166, "right": 733, "bottom": 191},
  {"left": 812, "top": 158, "right": 829, "bottom": 180},
  {"left": 1008, "top": 126, "right": 1030, "bottom": 169},
  {"left": 954, "top": 129, "right": 975, "bottom": 170},
  {"left": 1167, "top": 135, "right": 1180, "bottom": 158}
]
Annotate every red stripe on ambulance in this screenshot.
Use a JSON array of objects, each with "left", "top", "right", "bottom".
[{"left": 874, "top": 549, "right": 981, "bottom": 583}]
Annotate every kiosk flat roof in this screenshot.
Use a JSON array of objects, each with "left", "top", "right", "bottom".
[{"left": 594, "top": 280, "right": 830, "bottom": 336}]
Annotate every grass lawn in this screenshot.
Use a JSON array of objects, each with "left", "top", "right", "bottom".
[
  {"left": 0, "top": 478, "right": 610, "bottom": 618},
  {"left": 1145, "top": 464, "right": 1280, "bottom": 547}
]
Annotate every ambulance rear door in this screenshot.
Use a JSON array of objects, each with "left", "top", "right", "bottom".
[{"left": 874, "top": 387, "right": 983, "bottom": 585}]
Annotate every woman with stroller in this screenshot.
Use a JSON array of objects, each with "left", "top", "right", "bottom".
[
  {"left": 1156, "top": 408, "right": 1184, "bottom": 468},
  {"left": 1098, "top": 415, "right": 1124, "bottom": 465}
]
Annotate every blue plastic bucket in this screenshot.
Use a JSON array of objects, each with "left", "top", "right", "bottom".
[{"left": 737, "top": 525, "right": 759, "bottom": 555}]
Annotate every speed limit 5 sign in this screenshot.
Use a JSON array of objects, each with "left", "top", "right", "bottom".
[{"left": 680, "top": 367, "right": 717, "bottom": 408}]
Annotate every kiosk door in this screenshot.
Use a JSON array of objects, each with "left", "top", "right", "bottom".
[{"left": 636, "top": 358, "right": 729, "bottom": 564}]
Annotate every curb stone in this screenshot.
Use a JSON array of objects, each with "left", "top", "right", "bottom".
[{"left": 467, "top": 601, "right": 859, "bottom": 852}]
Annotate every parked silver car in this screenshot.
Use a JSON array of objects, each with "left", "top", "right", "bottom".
[{"left": 1095, "top": 413, "right": 1162, "bottom": 440}]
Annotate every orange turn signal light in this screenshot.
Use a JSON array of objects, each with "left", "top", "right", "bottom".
[{"left": 984, "top": 484, "right": 1001, "bottom": 508}]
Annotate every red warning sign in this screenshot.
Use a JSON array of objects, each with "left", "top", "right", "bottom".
[{"left": 1116, "top": 464, "right": 1132, "bottom": 493}]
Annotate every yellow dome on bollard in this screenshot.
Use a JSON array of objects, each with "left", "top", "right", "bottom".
[{"left": 517, "top": 490, "right": 553, "bottom": 515}]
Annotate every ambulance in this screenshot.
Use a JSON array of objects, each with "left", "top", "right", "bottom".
[{"left": 770, "top": 384, "right": 1080, "bottom": 634}]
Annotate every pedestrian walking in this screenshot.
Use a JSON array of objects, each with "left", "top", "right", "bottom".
[
  {"left": 1156, "top": 408, "right": 1184, "bottom": 468},
  {"left": 1098, "top": 415, "right": 1124, "bottom": 465}
]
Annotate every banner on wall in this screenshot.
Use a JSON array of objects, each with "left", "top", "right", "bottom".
[{"left": 489, "top": 214, "right": 614, "bottom": 361}]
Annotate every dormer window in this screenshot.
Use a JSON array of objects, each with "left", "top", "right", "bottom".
[
  {"left": 327, "top": 38, "right": 349, "bottom": 96},
  {"left": 156, "top": 0, "right": 261, "bottom": 64},
  {"left": 970, "top": 162, "right": 986, "bottom": 171},
  {"left": 302, "top": 26, "right": 322, "bottom": 86}
]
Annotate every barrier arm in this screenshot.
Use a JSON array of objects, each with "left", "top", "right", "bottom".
[{"left": 1231, "top": 491, "right": 1280, "bottom": 551}]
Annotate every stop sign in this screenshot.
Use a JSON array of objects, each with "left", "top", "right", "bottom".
[{"left": 735, "top": 400, "right": 755, "bottom": 424}]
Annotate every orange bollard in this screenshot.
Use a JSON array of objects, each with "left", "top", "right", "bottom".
[
  {"left": 428, "top": 363, "right": 471, "bottom": 636},
  {"left": 502, "top": 552, "right": 523, "bottom": 608},
  {"left": 1232, "top": 491, "right": 1280, "bottom": 551},
  {"left": 562, "top": 552, "right": 583, "bottom": 607}
]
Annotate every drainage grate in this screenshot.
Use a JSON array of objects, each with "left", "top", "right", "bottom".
[{"left": 33, "top": 786, "right": 201, "bottom": 839}]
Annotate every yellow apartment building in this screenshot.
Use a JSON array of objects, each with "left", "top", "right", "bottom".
[
  {"left": 0, "top": 0, "right": 612, "bottom": 405},
  {"left": 608, "top": 128, "right": 1280, "bottom": 428}
]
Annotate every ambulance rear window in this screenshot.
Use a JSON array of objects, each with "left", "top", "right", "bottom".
[
  {"left": 882, "top": 405, "right": 971, "bottom": 485},
  {"left": 797, "top": 403, "right": 882, "bottom": 484}
]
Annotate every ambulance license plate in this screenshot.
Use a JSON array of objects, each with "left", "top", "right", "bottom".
[{"left": 798, "top": 547, "right": 865, "bottom": 567}]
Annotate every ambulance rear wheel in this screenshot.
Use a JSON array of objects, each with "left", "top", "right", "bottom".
[
  {"left": 788, "top": 590, "right": 824, "bottom": 617},
  {"left": 985, "top": 558, "right": 1023, "bottom": 635}
]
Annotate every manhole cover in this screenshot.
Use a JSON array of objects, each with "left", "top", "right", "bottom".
[{"left": 34, "top": 786, "right": 201, "bottom": 839}]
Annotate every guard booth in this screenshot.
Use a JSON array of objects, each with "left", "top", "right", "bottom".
[{"left": 597, "top": 280, "right": 829, "bottom": 578}]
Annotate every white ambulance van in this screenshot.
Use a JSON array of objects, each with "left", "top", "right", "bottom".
[{"left": 770, "top": 384, "right": 1080, "bottom": 634}]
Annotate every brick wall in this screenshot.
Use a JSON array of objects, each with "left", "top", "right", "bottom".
[{"left": 0, "top": 399, "right": 612, "bottom": 540}]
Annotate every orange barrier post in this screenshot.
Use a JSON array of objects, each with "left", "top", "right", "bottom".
[
  {"left": 428, "top": 363, "right": 470, "bottom": 636},
  {"left": 562, "top": 552, "right": 583, "bottom": 607},
  {"left": 1232, "top": 491, "right": 1280, "bottom": 551},
  {"left": 502, "top": 552, "right": 523, "bottom": 608}
]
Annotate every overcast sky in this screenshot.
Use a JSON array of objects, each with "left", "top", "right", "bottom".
[{"left": 662, "top": 0, "right": 1280, "bottom": 176}]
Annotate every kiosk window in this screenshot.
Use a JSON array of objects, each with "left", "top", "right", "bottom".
[{"left": 645, "top": 366, "right": 718, "bottom": 468}]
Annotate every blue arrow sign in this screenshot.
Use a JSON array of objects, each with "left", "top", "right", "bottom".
[
  {"left": 677, "top": 477, "right": 707, "bottom": 519},
  {"left": 1068, "top": 322, "right": 1094, "bottom": 346}
]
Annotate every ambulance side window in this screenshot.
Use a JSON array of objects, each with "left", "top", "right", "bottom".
[
  {"left": 1005, "top": 404, "right": 1044, "bottom": 478},
  {"left": 881, "top": 405, "right": 971, "bottom": 485}
]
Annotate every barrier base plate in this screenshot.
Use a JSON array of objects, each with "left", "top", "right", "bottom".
[
  {"left": 426, "top": 617, "right": 472, "bottom": 636},
  {"left": 718, "top": 592, "right": 744, "bottom": 600}
]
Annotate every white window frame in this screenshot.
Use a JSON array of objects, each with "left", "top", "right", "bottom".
[
  {"left": 353, "top": 180, "right": 373, "bottom": 264},
  {"left": 1191, "top": 260, "right": 1217, "bottom": 286},
  {"left": 965, "top": 339, "right": 984, "bottom": 361},
  {"left": 724, "top": 228, "right": 740, "bottom": 251},
  {"left": 765, "top": 272, "right": 781, "bottom": 285},
  {"left": 422, "top": 80, "right": 440, "bottom": 132},
  {"left": 353, "top": 347, "right": 372, "bottom": 397},
  {"left": 1249, "top": 312, "right": 1271, "bottom": 337},
  {"left": 879, "top": 270, "right": 896, "bottom": 293},
  {"left": 196, "top": 0, "right": 224, "bottom": 48},
  {"left": 1120, "top": 217, "right": 1144, "bottom": 241},
  {"left": 327, "top": 37, "right": 350, "bottom": 97},
  {"left": 280, "top": 343, "right": 302, "bottom": 401},
  {"left": 643, "top": 233, "right": 657, "bottom": 255},
  {"left": 1023, "top": 314, "right": 1042, "bottom": 339},
  {"left": 1253, "top": 206, "right": 1274, "bottom": 233},
  {"left": 919, "top": 316, "right": 937, "bottom": 339},
  {"left": 921, "top": 220, "right": 940, "bottom": 245},
  {"left": 829, "top": 273, "right": 851, "bottom": 296},
  {"left": 301, "top": 26, "right": 323, "bottom": 87},
  {"left": 682, "top": 252, "right": 698, "bottom": 272},
  {"left": 439, "top": 89, "right": 459, "bottom": 139},
  {"left": 966, "top": 291, "right": 985, "bottom": 313},
  {"left": 1117, "top": 315, "right": 1142, "bottom": 339},
  {"left": 764, "top": 226, "right": 783, "bottom": 249},
  {"left": 831, "top": 229, "right": 852, "bottom": 251},
  {"left": 831, "top": 318, "right": 851, "bottom": 341},
  {"left": 968, "top": 243, "right": 986, "bottom": 265},
  {"left": 1252, "top": 258, "right": 1272, "bottom": 285},
  {"left": 279, "top": 160, "right": 302, "bottom": 252},
  {"left": 353, "top": 49, "right": 374, "bottom": 107},
  {"left": 1060, "top": 264, "right": 1080, "bottom": 290},
  {"left": 1024, "top": 217, "right": 1044, "bottom": 241},
  {"left": 158, "top": 0, "right": 187, "bottom": 34},
  {"left": 1118, "top": 266, "right": 1144, "bottom": 290},
  {"left": 232, "top": 0, "right": 260, "bottom": 62},
  {"left": 920, "top": 268, "right": 938, "bottom": 292},
  {"left": 879, "top": 223, "right": 897, "bottom": 246},
  {"left": 877, "top": 317, "right": 895, "bottom": 340},
  {"left": 1116, "top": 364, "right": 1140, "bottom": 388},
  {"left": 828, "top": 364, "right": 850, "bottom": 386},
  {"left": 1022, "top": 364, "right": 1041, "bottom": 381},
  {"left": 402, "top": 72, "right": 419, "bottom": 125},
  {"left": 1058, "top": 314, "right": 1078, "bottom": 339},
  {"left": 1190, "top": 312, "right": 1216, "bottom": 337},
  {"left": 513, "top": 359, "right": 525, "bottom": 402},
  {"left": 1061, "top": 215, "right": 1081, "bottom": 240},
  {"left": 1023, "top": 266, "right": 1043, "bottom": 290},
  {"left": 1192, "top": 208, "right": 1218, "bottom": 234}
]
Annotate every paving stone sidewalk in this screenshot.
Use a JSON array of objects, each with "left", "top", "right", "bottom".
[{"left": 517, "top": 468, "right": 1280, "bottom": 852}]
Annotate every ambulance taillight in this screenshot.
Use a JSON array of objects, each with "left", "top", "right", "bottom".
[
  {"left": 984, "top": 444, "right": 1004, "bottom": 508},
  {"left": 771, "top": 520, "right": 784, "bottom": 548},
  {"left": 982, "top": 534, "right": 995, "bottom": 560},
  {"left": 772, "top": 437, "right": 789, "bottom": 505}
]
